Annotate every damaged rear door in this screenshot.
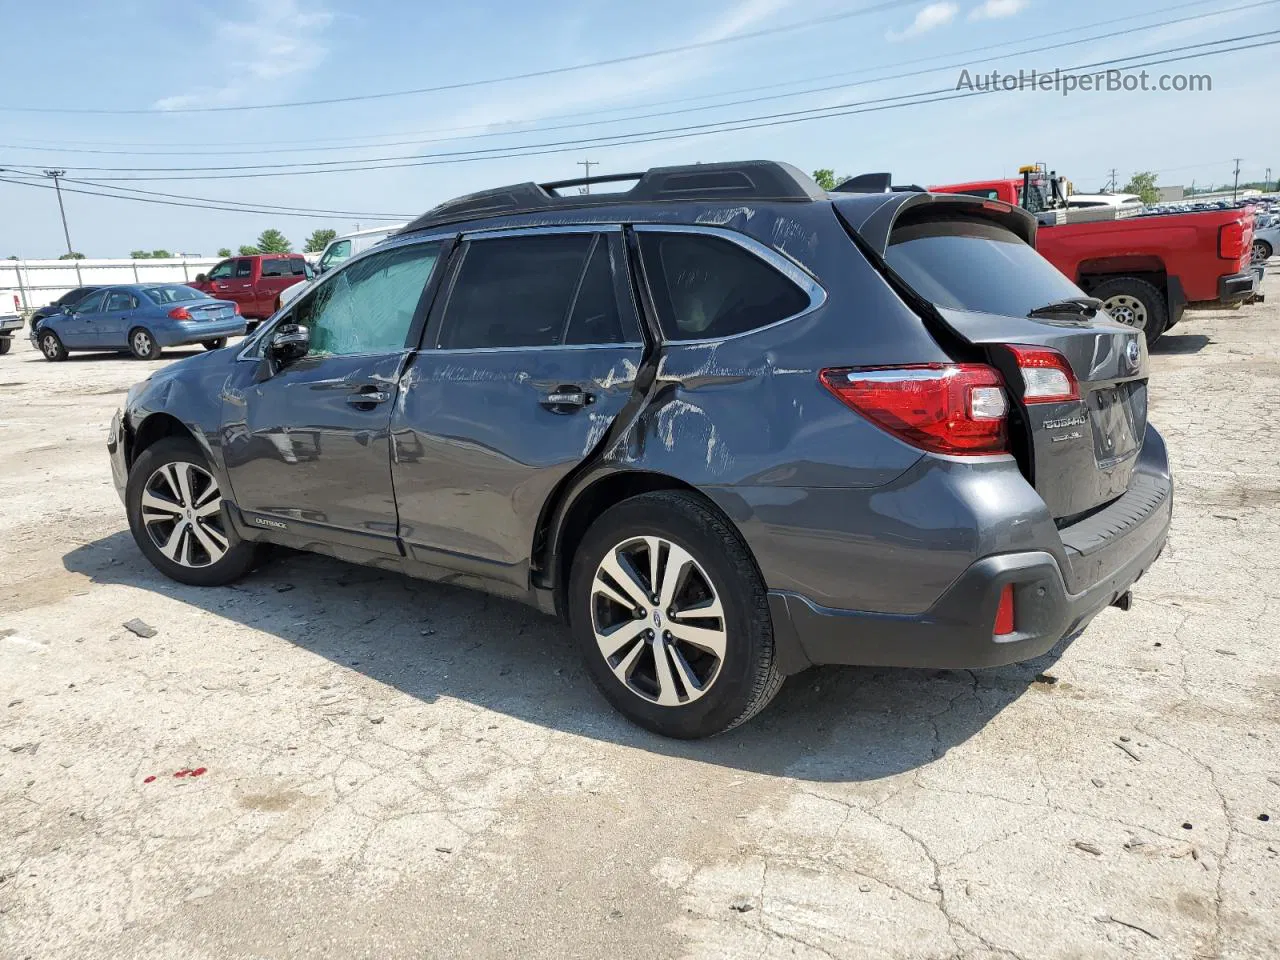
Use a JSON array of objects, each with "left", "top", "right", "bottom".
[{"left": 389, "top": 226, "right": 646, "bottom": 588}]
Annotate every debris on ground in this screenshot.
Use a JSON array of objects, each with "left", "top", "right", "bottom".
[
  {"left": 122, "top": 618, "right": 157, "bottom": 639},
  {"left": 729, "top": 899, "right": 754, "bottom": 913},
  {"left": 1074, "top": 841, "right": 1103, "bottom": 856},
  {"left": 1114, "top": 740, "right": 1143, "bottom": 762}
]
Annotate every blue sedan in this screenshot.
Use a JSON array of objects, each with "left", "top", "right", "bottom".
[{"left": 32, "top": 283, "right": 247, "bottom": 361}]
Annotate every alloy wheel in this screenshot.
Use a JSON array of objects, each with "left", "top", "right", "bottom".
[
  {"left": 1255, "top": 240, "right": 1272, "bottom": 262},
  {"left": 132, "top": 330, "right": 154, "bottom": 356},
  {"left": 590, "top": 536, "right": 727, "bottom": 706},
  {"left": 140, "top": 461, "right": 228, "bottom": 567},
  {"left": 41, "top": 335, "right": 58, "bottom": 359},
  {"left": 1102, "top": 293, "right": 1148, "bottom": 331}
]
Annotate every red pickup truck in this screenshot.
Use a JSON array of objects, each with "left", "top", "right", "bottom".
[
  {"left": 189, "top": 254, "right": 312, "bottom": 326},
  {"left": 930, "top": 176, "right": 1257, "bottom": 344}
]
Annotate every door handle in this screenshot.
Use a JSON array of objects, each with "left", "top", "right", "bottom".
[
  {"left": 348, "top": 386, "right": 392, "bottom": 407},
  {"left": 539, "top": 387, "right": 593, "bottom": 413}
]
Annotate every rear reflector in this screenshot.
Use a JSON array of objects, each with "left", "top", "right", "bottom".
[
  {"left": 1006, "top": 345, "right": 1079, "bottom": 403},
  {"left": 820, "top": 364, "right": 1008, "bottom": 456},
  {"left": 994, "top": 584, "right": 1015, "bottom": 636}
]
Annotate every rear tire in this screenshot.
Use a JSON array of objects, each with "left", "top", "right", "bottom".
[
  {"left": 1094, "top": 276, "right": 1168, "bottom": 347},
  {"left": 569, "top": 491, "right": 783, "bottom": 739},
  {"left": 1255, "top": 239, "right": 1274, "bottom": 262},
  {"left": 202, "top": 338, "right": 228, "bottom": 351},
  {"left": 128, "top": 327, "right": 162, "bottom": 360},
  {"left": 0, "top": 337, "right": 10, "bottom": 355},
  {"left": 39, "top": 330, "right": 67, "bottom": 362},
  {"left": 126, "top": 436, "right": 258, "bottom": 587}
]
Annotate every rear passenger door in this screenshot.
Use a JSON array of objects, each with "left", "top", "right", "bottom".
[
  {"left": 98, "top": 289, "right": 139, "bottom": 347},
  {"left": 390, "top": 227, "right": 646, "bottom": 587}
]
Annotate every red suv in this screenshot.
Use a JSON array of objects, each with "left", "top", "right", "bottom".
[{"left": 190, "top": 254, "right": 312, "bottom": 323}]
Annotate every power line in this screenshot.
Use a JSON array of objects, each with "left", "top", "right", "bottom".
[
  {"left": 0, "top": 0, "right": 921, "bottom": 116},
  {"left": 0, "top": 176, "right": 407, "bottom": 220},
  {"left": 5, "top": 0, "right": 1272, "bottom": 159},
  {"left": 10, "top": 31, "right": 1276, "bottom": 183}
]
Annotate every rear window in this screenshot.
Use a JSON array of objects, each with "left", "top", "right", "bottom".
[
  {"left": 262, "top": 258, "right": 297, "bottom": 277},
  {"left": 142, "top": 285, "right": 208, "bottom": 304},
  {"left": 884, "top": 217, "right": 1085, "bottom": 318},
  {"left": 638, "top": 232, "right": 809, "bottom": 341}
]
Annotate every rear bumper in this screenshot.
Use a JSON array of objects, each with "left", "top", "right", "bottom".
[
  {"left": 769, "top": 441, "right": 1173, "bottom": 673},
  {"left": 0, "top": 316, "right": 22, "bottom": 335},
  {"left": 155, "top": 318, "right": 247, "bottom": 347},
  {"left": 1217, "top": 270, "right": 1258, "bottom": 305}
]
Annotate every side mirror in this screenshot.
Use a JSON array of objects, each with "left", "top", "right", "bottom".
[
  {"left": 194, "top": 273, "right": 208, "bottom": 284},
  {"left": 268, "top": 323, "right": 310, "bottom": 365}
]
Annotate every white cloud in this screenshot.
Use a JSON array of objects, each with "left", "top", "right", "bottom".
[
  {"left": 887, "top": 2, "right": 959, "bottom": 42},
  {"left": 155, "top": 1, "right": 334, "bottom": 110},
  {"left": 968, "top": 0, "right": 1029, "bottom": 21}
]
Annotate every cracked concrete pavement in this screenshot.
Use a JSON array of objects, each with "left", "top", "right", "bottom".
[{"left": 2, "top": 270, "right": 1278, "bottom": 959}]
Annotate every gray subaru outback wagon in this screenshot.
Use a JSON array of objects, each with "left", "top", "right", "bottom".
[{"left": 109, "top": 161, "right": 1172, "bottom": 738}]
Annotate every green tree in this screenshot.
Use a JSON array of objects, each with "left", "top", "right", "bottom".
[
  {"left": 151, "top": 249, "right": 173, "bottom": 259},
  {"left": 58, "top": 252, "right": 85, "bottom": 260},
  {"left": 131, "top": 249, "right": 174, "bottom": 259},
  {"left": 238, "top": 244, "right": 261, "bottom": 256},
  {"left": 256, "top": 229, "right": 292, "bottom": 254},
  {"left": 303, "top": 228, "right": 337, "bottom": 253},
  {"left": 217, "top": 247, "right": 232, "bottom": 258},
  {"left": 812, "top": 169, "right": 838, "bottom": 191},
  {"left": 130, "top": 250, "right": 150, "bottom": 259},
  {"left": 1123, "top": 171, "right": 1160, "bottom": 205}
]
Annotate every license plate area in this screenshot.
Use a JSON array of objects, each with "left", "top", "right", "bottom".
[{"left": 1089, "top": 383, "right": 1140, "bottom": 466}]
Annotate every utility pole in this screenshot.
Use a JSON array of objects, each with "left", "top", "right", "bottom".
[
  {"left": 1231, "top": 157, "right": 1242, "bottom": 202},
  {"left": 578, "top": 159, "right": 597, "bottom": 194},
  {"left": 43, "top": 169, "right": 81, "bottom": 284},
  {"left": 1266, "top": 167, "right": 1273, "bottom": 193},
  {"left": 1108, "top": 168, "right": 1117, "bottom": 192}
]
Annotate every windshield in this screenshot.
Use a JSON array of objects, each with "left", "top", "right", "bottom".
[
  {"left": 141, "top": 285, "right": 210, "bottom": 305},
  {"left": 885, "top": 217, "right": 1086, "bottom": 317}
]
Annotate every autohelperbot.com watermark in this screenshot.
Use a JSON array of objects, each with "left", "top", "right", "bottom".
[{"left": 956, "top": 68, "right": 1212, "bottom": 96}]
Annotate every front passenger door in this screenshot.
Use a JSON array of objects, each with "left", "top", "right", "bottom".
[
  {"left": 221, "top": 240, "right": 445, "bottom": 556},
  {"left": 59, "top": 290, "right": 107, "bottom": 348}
]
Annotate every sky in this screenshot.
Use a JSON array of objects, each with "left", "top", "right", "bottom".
[{"left": 1, "top": 0, "right": 1278, "bottom": 258}]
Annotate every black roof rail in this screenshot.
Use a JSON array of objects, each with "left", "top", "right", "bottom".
[
  {"left": 399, "top": 160, "right": 826, "bottom": 234},
  {"left": 832, "top": 172, "right": 927, "bottom": 195}
]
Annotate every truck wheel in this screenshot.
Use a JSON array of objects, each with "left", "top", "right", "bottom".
[
  {"left": 128, "top": 327, "right": 162, "bottom": 360},
  {"left": 39, "top": 330, "right": 67, "bottom": 362},
  {"left": 1093, "top": 277, "right": 1168, "bottom": 347},
  {"left": 0, "top": 337, "right": 10, "bottom": 355},
  {"left": 568, "top": 491, "right": 783, "bottom": 739}
]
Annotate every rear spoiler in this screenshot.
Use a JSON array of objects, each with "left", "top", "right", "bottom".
[{"left": 832, "top": 191, "right": 1038, "bottom": 256}]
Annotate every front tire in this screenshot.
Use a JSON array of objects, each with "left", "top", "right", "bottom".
[
  {"left": 569, "top": 491, "right": 783, "bottom": 739},
  {"left": 1094, "top": 276, "right": 1168, "bottom": 347},
  {"left": 0, "top": 337, "right": 10, "bottom": 355},
  {"left": 202, "top": 338, "right": 228, "bottom": 351},
  {"left": 126, "top": 436, "right": 257, "bottom": 586},
  {"left": 39, "top": 330, "right": 67, "bottom": 361}
]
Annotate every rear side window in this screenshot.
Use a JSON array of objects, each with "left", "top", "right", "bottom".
[
  {"left": 262, "top": 258, "right": 293, "bottom": 277},
  {"left": 638, "top": 232, "right": 809, "bottom": 341},
  {"left": 884, "top": 217, "right": 1085, "bottom": 318},
  {"left": 438, "top": 233, "right": 624, "bottom": 349}
]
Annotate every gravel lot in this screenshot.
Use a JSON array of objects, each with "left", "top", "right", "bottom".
[{"left": 2, "top": 272, "right": 1279, "bottom": 960}]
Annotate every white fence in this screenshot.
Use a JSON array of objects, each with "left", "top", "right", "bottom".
[{"left": 0, "top": 258, "right": 222, "bottom": 314}]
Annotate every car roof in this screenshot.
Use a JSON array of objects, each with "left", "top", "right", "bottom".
[{"left": 398, "top": 161, "right": 826, "bottom": 235}]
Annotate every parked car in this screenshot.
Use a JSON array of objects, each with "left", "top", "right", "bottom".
[
  {"left": 932, "top": 174, "right": 1258, "bottom": 344},
  {"left": 35, "top": 283, "right": 245, "bottom": 361},
  {"left": 276, "top": 224, "right": 407, "bottom": 313},
  {"left": 29, "top": 285, "right": 104, "bottom": 329},
  {"left": 109, "top": 161, "right": 1171, "bottom": 738},
  {"left": 188, "top": 253, "right": 312, "bottom": 326},
  {"left": 1254, "top": 219, "right": 1279, "bottom": 262},
  {"left": 0, "top": 293, "right": 21, "bottom": 354}
]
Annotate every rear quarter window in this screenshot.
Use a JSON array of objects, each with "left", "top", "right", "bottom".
[
  {"left": 884, "top": 216, "right": 1085, "bottom": 317},
  {"left": 638, "top": 231, "right": 810, "bottom": 341}
]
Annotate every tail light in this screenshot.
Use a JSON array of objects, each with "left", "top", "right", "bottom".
[
  {"left": 168, "top": 306, "right": 192, "bottom": 320},
  {"left": 993, "top": 584, "right": 1016, "bottom": 636},
  {"left": 820, "top": 364, "right": 1008, "bottom": 456},
  {"left": 1219, "top": 221, "right": 1246, "bottom": 260},
  {"left": 232, "top": 303, "right": 241, "bottom": 315},
  {"left": 1006, "top": 345, "right": 1079, "bottom": 403}
]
